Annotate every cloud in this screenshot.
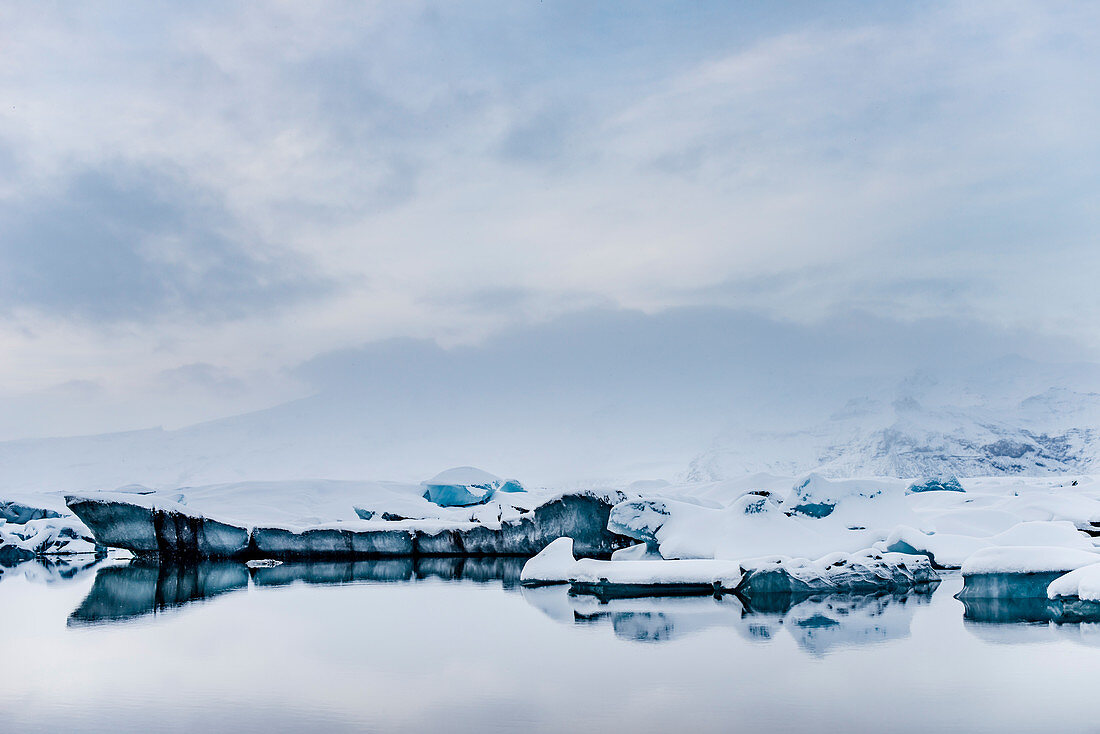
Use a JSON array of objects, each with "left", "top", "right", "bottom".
[
  {"left": 0, "top": 1, "right": 1098, "bottom": 438},
  {"left": 0, "top": 163, "right": 330, "bottom": 322}
]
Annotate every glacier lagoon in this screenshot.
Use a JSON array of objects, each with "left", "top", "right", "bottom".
[{"left": 4, "top": 559, "right": 1100, "bottom": 733}]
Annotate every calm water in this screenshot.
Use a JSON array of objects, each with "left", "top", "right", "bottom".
[{"left": 2, "top": 557, "right": 1100, "bottom": 733}]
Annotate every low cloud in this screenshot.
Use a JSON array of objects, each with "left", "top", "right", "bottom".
[{"left": 0, "top": 164, "right": 330, "bottom": 322}]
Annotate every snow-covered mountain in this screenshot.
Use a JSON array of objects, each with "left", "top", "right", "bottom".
[
  {"left": 2, "top": 339, "right": 1099, "bottom": 492},
  {"left": 688, "top": 360, "right": 1100, "bottom": 480}
]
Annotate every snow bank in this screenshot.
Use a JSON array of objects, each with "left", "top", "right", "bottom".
[
  {"left": 880, "top": 520, "right": 1095, "bottom": 568},
  {"left": 1047, "top": 563, "right": 1100, "bottom": 601}
]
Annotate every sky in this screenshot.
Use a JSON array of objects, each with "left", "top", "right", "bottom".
[{"left": 1, "top": 0, "right": 1099, "bottom": 442}]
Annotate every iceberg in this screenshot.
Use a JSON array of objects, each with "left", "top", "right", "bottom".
[
  {"left": 907, "top": 476, "right": 964, "bottom": 494},
  {"left": 66, "top": 494, "right": 250, "bottom": 560},
  {"left": 0, "top": 516, "right": 102, "bottom": 563},
  {"left": 786, "top": 474, "right": 890, "bottom": 518},
  {"left": 0, "top": 500, "right": 62, "bottom": 524},
  {"left": 957, "top": 545, "right": 1100, "bottom": 604},
  {"left": 520, "top": 536, "right": 742, "bottom": 596},
  {"left": 879, "top": 520, "right": 1095, "bottom": 569},
  {"left": 736, "top": 550, "right": 939, "bottom": 600},
  {"left": 421, "top": 466, "right": 523, "bottom": 507},
  {"left": 69, "top": 490, "right": 627, "bottom": 560},
  {"left": 1047, "top": 562, "right": 1100, "bottom": 602}
]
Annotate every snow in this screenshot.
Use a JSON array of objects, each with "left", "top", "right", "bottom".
[
  {"left": 961, "top": 546, "right": 1100, "bottom": 575},
  {"left": 879, "top": 520, "right": 1096, "bottom": 568},
  {"left": 519, "top": 537, "right": 742, "bottom": 589},
  {"left": 611, "top": 542, "right": 661, "bottom": 560},
  {"left": 1047, "top": 563, "right": 1100, "bottom": 601},
  {"left": 0, "top": 515, "right": 99, "bottom": 559},
  {"left": 8, "top": 450, "right": 1100, "bottom": 581},
  {"left": 519, "top": 537, "right": 576, "bottom": 585},
  {"left": 570, "top": 558, "right": 743, "bottom": 589}
]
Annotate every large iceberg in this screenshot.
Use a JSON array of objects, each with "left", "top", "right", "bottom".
[
  {"left": 66, "top": 494, "right": 251, "bottom": 559},
  {"left": 68, "top": 489, "right": 629, "bottom": 561}
]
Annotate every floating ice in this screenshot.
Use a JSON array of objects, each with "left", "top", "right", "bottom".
[
  {"left": 907, "top": 476, "right": 964, "bottom": 494},
  {"left": 421, "top": 466, "right": 523, "bottom": 507},
  {"left": 737, "top": 550, "right": 939, "bottom": 599},
  {"left": 1047, "top": 562, "right": 1100, "bottom": 601}
]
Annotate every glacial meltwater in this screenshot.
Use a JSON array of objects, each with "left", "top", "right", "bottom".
[{"left": 3, "top": 558, "right": 1100, "bottom": 733}]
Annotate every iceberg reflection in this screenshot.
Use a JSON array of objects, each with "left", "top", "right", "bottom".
[
  {"left": 68, "top": 556, "right": 528, "bottom": 626},
  {"left": 522, "top": 585, "right": 929, "bottom": 655}
]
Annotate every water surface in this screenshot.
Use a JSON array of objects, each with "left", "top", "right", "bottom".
[{"left": 2, "top": 558, "right": 1099, "bottom": 733}]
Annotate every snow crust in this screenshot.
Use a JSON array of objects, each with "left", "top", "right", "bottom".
[{"left": 961, "top": 546, "right": 1100, "bottom": 575}]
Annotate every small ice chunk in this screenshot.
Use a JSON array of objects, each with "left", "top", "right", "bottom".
[
  {"left": 422, "top": 466, "right": 507, "bottom": 507},
  {"left": 520, "top": 537, "right": 577, "bottom": 585},
  {"left": 907, "top": 476, "right": 964, "bottom": 494}
]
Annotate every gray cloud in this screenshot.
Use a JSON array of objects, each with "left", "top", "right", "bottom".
[
  {"left": 0, "top": 1, "right": 1098, "bottom": 442},
  {"left": 0, "top": 163, "right": 330, "bottom": 322}
]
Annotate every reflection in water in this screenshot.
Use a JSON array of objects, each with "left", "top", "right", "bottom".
[
  {"left": 250, "top": 557, "right": 524, "bottom": 587},
  {"left": 523, "top": 585, "right": 928, "bottom": 655},
  {"left": 69, "top": 562, "right": 250, "bottom": 626},
  {"left": 62, "top": 556, "right": 1100, "bottom": 647},
  {"left": 964, "top": 617, "right": 1100, "bottom": 648},
  {"left": 743, "top": 592, "right": 930, "bottom": 657},
  {"left": 0, "top": 556, "right": 106, "bottom": 585},
  {"left": 70, "top": 557, "right": 528, "bottom": 626},
  {"left": 961, "top": 595, "right": 1100, "bottom": 627},
  {"left": 960, "top": 597, "right": 1057, "bottom": 624}
]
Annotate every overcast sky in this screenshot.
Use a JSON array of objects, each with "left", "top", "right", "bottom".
[{"left": 1, "top": 0, "right": 1098, "bottom": 441}]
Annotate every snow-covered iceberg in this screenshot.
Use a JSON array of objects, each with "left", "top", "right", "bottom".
[
  {"left": 736, "top": 550, "right": 939, "bottom": 600},
  {"left": 520, "top": 537, "right": 742, "bottom": 596},
  {"left": 0, "top": 515, "right": 102, "bottom": 564},
  {"left": 66, "top": 494, "right": 250, "bottom": 560},
  {"left": 907, "top": 476, "right": 964, "bottom": 494},
  {"left": 520, "top": 538, "right": 934, "bottom": 600},
  {"left": 956, "top": 545, "right": 1100, "bottom": 612},
  {"left": 420, "top": 467, "right": 524, "bottom": 507},
  {"left": 67, "top": 488, "right": 629, "bottom": 561}
]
